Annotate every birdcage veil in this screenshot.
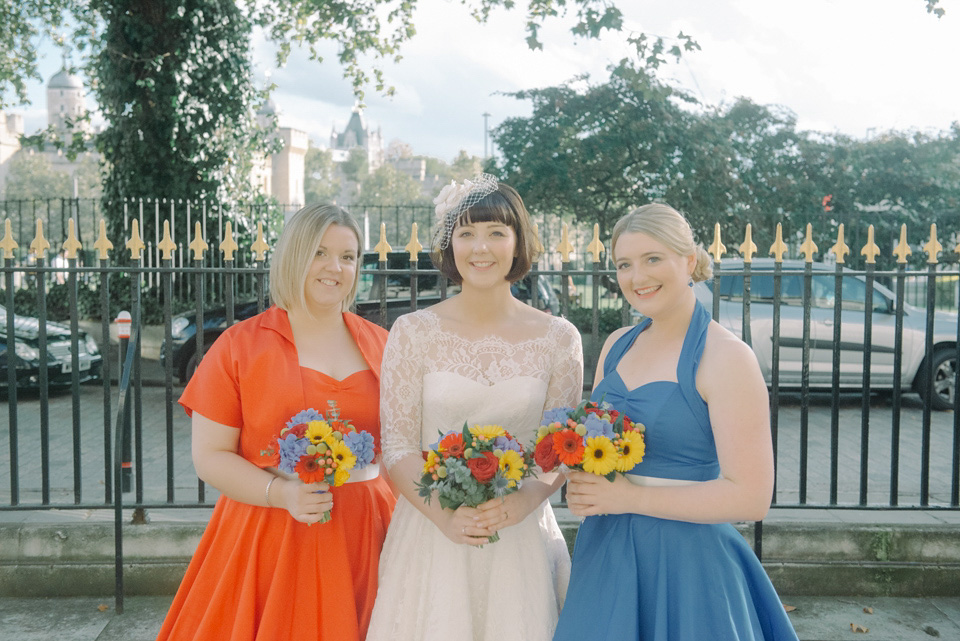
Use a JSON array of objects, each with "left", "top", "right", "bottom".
[{"left": 431, "top": 173, "right": 500, "bottom": 250}]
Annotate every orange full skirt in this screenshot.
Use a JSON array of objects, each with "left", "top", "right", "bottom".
[{"left": 157, "top": 477, "right": 394, "bottom": 641}]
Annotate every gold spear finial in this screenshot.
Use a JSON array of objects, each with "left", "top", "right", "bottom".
[
  {"left": 93, "top": 219, "right": 113, "bottom": 260},
  {"left": 708, "top": 223, "right": 726, "bottom": 263},
  {"left": 739, "top": 224, "right": 758, "bottom": 263},
  {"left": 62, "top": 218, "right": 83, "bottom": 259},
  {"left": 556, "top": 223, "right": 575, "bottom": 264},
  {"left": 586, "top": 224, "right": 604, "bottom": 263},
  {"left": 769, "top": 223, "right": 788, "bottom": 263},
  {"left": 189, "top": 221, "right": 208, "bottom": 261},
  {"left": 799, "top": 223, "right": 818, "bottom": 263},
  {"left": 251, "top": 222, "right": 270, "bottom": 262},
  {"left": 830, "top": 224, "right": 850, "bottom": 264},
  {"left": 405, "top": 223, "right": 423, "bottom": 261},
  {"left": 893, "top": 224, "right": 911, "bottom": 264},
  {"left": 923, "top": 223, "right": 943, "bottom": 264},
  {"left": 373, "top": 222, "right": 392, "bottom": 261},
  {"left": 0, "top": 219, "right": 19, "bottom": 259},
  {"left": 860, "top": 225, "right": 880, "bottom": 264},
  {"left": 126, "top": 219, "right": 145, "bottom": 260},
  {"left": 220, "top": 221, "right": 239, "bottom": 262},
  {"left": 30, "top": 219, "right": 51, "bottom": 259},
  {"left": 158, "top": 220, "right": 177, "bottom": 261}
]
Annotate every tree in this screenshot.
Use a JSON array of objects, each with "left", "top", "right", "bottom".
[
  {"left": 3, "top": 0, "right": 689, "bottom": 253},
  {"left": 450, "top": 151, "right": 484, "bottom": 181},
  {"left": 303, "top": 142, "right": 339, "bottom": 204},
  {"left": 2, "top": 151, "right": 70, "bottom": 199},
  {"left": 359, "top": 164, "right": 425, "bottom": 205}
]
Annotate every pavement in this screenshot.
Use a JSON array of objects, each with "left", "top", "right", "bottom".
[{"left": 1, "top": 592, "right": 959, "bottom": 640}]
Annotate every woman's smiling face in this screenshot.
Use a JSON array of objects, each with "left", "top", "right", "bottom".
[
  {"left": 614, "top": 231, "right": 694, "bottom": 318},
  {"left": 451, "top": 219, "right": 517, "bottom": 290}
]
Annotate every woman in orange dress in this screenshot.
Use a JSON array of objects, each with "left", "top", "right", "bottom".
[{"left": 157, "top": 204, "right": 396, "bottom": 641}]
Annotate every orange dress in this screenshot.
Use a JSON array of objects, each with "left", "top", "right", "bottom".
[{"left": 157, "top": 307, "right": 396, "bottom": 641}]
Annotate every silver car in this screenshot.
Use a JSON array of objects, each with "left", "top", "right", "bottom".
[{"left": 695, "top": 259, "right": 958, "bottom": 410}]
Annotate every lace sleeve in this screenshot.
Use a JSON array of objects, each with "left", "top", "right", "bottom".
[
  {"left": 543, "top": 318, "right": 585, "bottom": 413},
  {"left": 380, "top": 314, "right": 426, "bottom": 468}
]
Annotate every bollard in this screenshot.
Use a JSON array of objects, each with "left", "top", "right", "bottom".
[{"left": 115, "top": 311, "right": 132, "bottom": 493}]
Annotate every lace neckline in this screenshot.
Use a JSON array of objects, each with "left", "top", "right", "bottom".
[{"left": 419, "top": 308, "right": 559, "bottom": 348}]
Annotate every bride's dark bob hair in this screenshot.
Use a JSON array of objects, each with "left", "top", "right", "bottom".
[{"left": 431, "top": 183, "right": 540, "bottom": 285}]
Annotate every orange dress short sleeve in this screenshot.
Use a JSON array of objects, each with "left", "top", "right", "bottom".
[{"left": 158, "top": 307, "right": 395, "bottom": 641}]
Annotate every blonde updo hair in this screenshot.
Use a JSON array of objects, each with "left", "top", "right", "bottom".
[
  {"left": 611, "top": 203, "right": 713, "bottom": 282},
  {"left": 270, "top": 204, "right": 363, "bottom": 313}
]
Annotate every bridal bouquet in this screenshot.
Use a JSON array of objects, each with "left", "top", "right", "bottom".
[
  {"left": 417, "top": 423, "right": 534, "bottom": 542},
  {"left": 532, "top": 400, "right": 645, "bottom": 480},
  {"left": 277, "top": 402, "right": 375, "bottom": 523}
]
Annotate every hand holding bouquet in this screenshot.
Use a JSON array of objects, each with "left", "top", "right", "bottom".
[
  {"left": 533, "top": 400, "right": 645, "bottom": 480},
  {"left": 417, "top": 423, "right": 534, "bottom": 543},
  {"left": 276, "top": 402, "right": 376, "bottom": 523}
]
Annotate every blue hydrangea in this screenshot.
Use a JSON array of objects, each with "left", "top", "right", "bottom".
[
  {"left": 286, "top": 408, "right": 323, "bottom": 431},
  {"left": 277, "top": 433, "right": 309, "bottom": 474},
  {"left": 543, "top": 407, "right": 574, "bottom": 425},
  {"left": 344, "top": 430, "right": 375, "bottom": 468},
  {"left": 584, "top": 413, "right": 614, "bottom": 439},
  {"left": 494, "top": 435, "right": 523, "bottom": 453}
]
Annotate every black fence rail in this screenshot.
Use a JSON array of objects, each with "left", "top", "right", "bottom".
[{"left": 2, "top": 217, "right": 960, "bottom": 610}]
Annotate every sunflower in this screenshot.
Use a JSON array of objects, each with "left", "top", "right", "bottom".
[
  {"left": 329, "top": 439, "right": 357, "bottom": 473},
  {"left": 305, "top": 420, "right": 333, "bottom": 444},
  {"left": 615, "top": 430, "right": 646, "bottom": 472},
  {"left": 582, "top": 436, "right": 618, "bottom": 475},
  {"left": 498, "top": 449, "right": 526, "bottom": 487},
  {"left": 469, "top": 424, "right": 507, "bottom": 441}
]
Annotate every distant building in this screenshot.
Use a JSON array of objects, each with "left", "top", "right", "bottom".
[
  {"left": 330, "top": 106, "right": 384, "bottom": 170},
  {"left": 255, "top": 99, "right": 308, "bottom": 209}
]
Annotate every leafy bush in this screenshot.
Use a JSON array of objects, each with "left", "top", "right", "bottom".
[{"left": 566, "top": 306, "right": 625, "bottom": 335}]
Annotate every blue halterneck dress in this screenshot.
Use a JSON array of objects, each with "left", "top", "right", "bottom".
[{"left": 553, "top": 302, "right": 798, "bottom": 641}]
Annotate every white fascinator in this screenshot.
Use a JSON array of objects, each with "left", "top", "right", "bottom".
[{"left": 432, "top": 173, "right": 499, "bottom": 250}]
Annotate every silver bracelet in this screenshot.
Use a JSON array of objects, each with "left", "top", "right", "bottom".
[{"left": 265, "top": 476, "right": 278, "bottom": 507}]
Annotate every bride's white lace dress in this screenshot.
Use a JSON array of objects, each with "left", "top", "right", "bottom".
[{"left": 366, "top": 309, "right": 583, "bottom": 641}]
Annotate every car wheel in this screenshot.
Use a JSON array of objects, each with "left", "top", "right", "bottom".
[{"left": 919, "top": 347, "right": 957, "bottom": 411}]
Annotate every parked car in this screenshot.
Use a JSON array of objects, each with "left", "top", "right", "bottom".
[
  {"left": 511, "top": 275, "right": 561, "bottom": 315},
  {"left": 0, "top": 303, "right": 103, "bottom": 390},
  {"left": 695, "top": 259, "right": 958, "bottom": 410}
]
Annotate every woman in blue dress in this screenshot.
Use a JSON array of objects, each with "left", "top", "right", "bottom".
[{"left": 554, "top": 203, "right": 798, "bottom": 641}]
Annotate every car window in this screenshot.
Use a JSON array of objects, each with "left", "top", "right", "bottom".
[
  {"left": 716, "top": 273, "right": 803, "bottom": 305},
  {"left": 809, "top": 275, "right": 891, "bottom": 312},
  {"left": 358, "top": 253, "right": 446, "bottom": 301}
]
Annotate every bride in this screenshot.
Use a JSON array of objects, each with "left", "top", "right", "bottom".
[{"left": 366, "top": 174, "right": 583, "bottom": 641}]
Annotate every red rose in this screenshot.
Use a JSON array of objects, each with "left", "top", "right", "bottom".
[
  {"left": 466, "top": 451, "right": 499, "bottom": 483},
  {"left": 553, "top": 429, "right": 585, "bottom": 466},
  {"left": 330, "top": 419, "right": 351, "bottom": 435},
  {"left": 284, "top": 423, "right": 307, "bottom": 439},
  {"left": 534, "top": 436, "right": 560, "bottom": 472},
  {"left": 584, "top": 406, "right": 618, "bottom": 421},
  {"left": 438, "top": 432, "right": 465, "bottom": 459}
]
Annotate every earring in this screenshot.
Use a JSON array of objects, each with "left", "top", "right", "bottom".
[{"left": 688, "top": 278, "right": 694, "bottom": 288}]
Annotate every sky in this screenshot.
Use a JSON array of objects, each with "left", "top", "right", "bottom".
[{"left": 11, "top": 0, "right": 960, "bottom": 164}]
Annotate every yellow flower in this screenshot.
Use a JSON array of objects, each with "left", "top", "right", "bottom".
[
  {"left": 333, "top": 467, "right": 351, "bottom": 487},
  {"left": 469, "top": 424, "right": 506, "bottom": 441},
  {"left": 498, "top": 449, "right": 526, "bottom": 487},
  {"left": 582, "top": 436, "right": 617, "bottom": 476},
  {"left": 305, "top": 420, "right": 332, "bottom": 444},
  {"left": 423, "top": 449, "right": 441, "bottom": 474},
  {"left": 615, "top": 430, "right": 646, "bottom": 472},
  {"left": 329, "top": 439, "right": 357, "bottom": 473}
]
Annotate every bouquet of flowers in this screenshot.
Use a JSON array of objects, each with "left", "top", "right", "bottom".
[
  {"left": 276, "top": 401, "right": 375, "bottom": 523},
  {"left": 417, "top": 422, "right": 534, "bottom": 543},
  {"left": 532, "top": 400, "right": 645, "bottom": 480}
]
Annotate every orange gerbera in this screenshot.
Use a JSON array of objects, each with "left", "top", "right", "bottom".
[
  {"left": 553, "top": 429, "right": 585, "bottom": 466},
  {"left": 296, "top": 456, "right": 327, "bottom": 484},
  {"left": 438, "top": 432, "right": 465, "bottom": 459}
]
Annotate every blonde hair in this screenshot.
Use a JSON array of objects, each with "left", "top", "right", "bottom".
[
  {"left": 611, "top": 203, "right": 712, "bottom": 282},
  {"left": 269, "top": 204, "right": 363, "bottom": 312}
]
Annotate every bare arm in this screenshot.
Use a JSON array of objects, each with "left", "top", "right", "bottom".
[
  {"left": 192, "top": 412, "right": 332, "bottom": 524},
  {"left": 567, "top": 324, "right": 774, "bottom": 524}
]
